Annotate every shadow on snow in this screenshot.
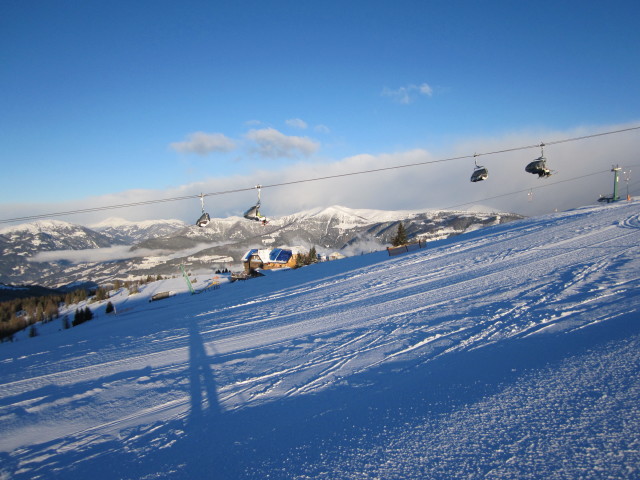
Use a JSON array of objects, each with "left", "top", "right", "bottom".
[{"left": 4, "top": 314, "right": 639, "bottom": 480}]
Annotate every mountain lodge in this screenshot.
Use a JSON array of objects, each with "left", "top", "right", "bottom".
[{"left": 242, "top": 247, "right": 303, "bottom": 272}]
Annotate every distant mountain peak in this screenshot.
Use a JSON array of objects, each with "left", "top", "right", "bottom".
[
  {"left": 0, "top": 219, "right": 78, "bottom": 235},
  {"left": 90, "top": 217, "right": 187, "bottom": 230}
]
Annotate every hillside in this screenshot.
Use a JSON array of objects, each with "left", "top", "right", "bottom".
[
  {"left": 0, "top": 206, "right": 521, "bottom": 287},
  {"left": 0, "top": 202, "right": 638, "bottom": 479}
]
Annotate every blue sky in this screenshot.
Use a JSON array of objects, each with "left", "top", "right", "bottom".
[{"left": 1, "top": 0, "right": 639, "bottom": 224}]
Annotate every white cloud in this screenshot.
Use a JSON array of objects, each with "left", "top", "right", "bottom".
[
  {"left": 246, "top": 127, "right": 320, "bottom": 159},
  {"left": 419, "top": 83, "right": 433, "bottom": 96},
  {"left": 382, "top": 83, "right": 434, "bottom": 104},
  {"left": 170, "top": 131, "right": 236, "bottom": 155},
  {"left": 29, "top": 242, "right": 228, "bottom": 264},
  {"left": 315, "top": 124, "right": 331, "bottom": 134},
  {"left": 31, "top": 245, "right": 164, "bottom": 264},
  {"left": 286, "top": 118, "right": 308, "bottom": 129}
]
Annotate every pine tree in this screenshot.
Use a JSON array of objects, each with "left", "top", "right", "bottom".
[
  {"left": 308, "top": 246, "right": 318, "bottom": 264},
  {"left": 72, "top": 308, "right": 83, "bottom": 327},
  {"left": 392, "top": 222, "right": 408, "bottom": 246},
  {"left": 105, "top": 301, "right": 115, "bottom": 314}
]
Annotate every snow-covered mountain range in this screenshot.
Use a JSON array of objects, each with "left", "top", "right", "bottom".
[
  {"left": 90, "top": 217, "right": 188, "bottom": 244},
  {"left": 0, "top": 219, "right": 113, "bottom": 256},
  {"left": 0, "top": 218, "right": 188, "bottom": 288},
  {"left": 0, "top": 206, "right": 522, "bottom": 287}
]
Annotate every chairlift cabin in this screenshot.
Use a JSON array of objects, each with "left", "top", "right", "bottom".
[
  {"left": 243, "top": 185, "right": 268, "bottom": 225},
  {"left": 470, "top": 157, "right": 488, "bottom": 182},
  {"left": 525, "top": 158, "right": 551, "bottom": 177},
  {"left": 196, "top": 212, "right": 210, "bottom": 227},
  {"left": 195, "top": 194, "right": 211, "bottom": 227},
  {"left": 525, "top": 144, "right": 551, "bottom": 178}
]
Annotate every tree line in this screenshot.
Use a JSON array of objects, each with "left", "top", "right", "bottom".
[
  {"left": 0, "top": 294, "right": 62, "bottom": 342},
  {"left": 0, "top": 274, "right": 168, "bottom": 342}
]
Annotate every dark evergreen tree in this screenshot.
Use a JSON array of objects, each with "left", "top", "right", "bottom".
[
  {"left": 105, "top": 301, "right": 115, "bottom": 314},
  {"left": 72, "top": 308, "right": 83, "bottom": 327},
  {"left": 392, "top": 222, "right": 408, "bottom": 246},
  {"left": 72, "top": 307, "right": 93, "bottom": 326},
  {"left": 308, "top": 246, "right": 318, "bottom": 264},
  {"left": 29, "top": 325, "right": 38, "bottom": 337}
]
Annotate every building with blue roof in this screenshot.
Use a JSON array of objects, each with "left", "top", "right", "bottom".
[{"left": 242, "top": 247, "right": 303, "bottom": 272}]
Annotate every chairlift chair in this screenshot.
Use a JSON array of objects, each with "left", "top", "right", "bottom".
[
  {"left": 243, "top": 185, "right": 269, "bottom": 225},
  {"left": 195, "top": 194, "right": 211, "bottom": 227},
  {"left": 525, "top": 144, "right": 552, "bottom": 178},
  {"left": 470, "top": 156, "right": 489, "bottom": 182}
]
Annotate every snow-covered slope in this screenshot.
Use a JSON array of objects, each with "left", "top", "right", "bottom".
[{"left": 0, "top": 202, "right": 639, "bottom": 479}]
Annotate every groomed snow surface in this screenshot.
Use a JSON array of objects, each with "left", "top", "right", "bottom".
[{"left": 1, "top": 202, "right": 639, "bottom": 479}]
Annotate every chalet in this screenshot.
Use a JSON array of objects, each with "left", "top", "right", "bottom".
[{"left": 242, "top": 247, "right": 302, "bottom": 272}]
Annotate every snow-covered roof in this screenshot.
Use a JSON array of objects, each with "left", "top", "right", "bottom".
[{"left": 242, "top": 247, "right": 303, "bottom": 264}]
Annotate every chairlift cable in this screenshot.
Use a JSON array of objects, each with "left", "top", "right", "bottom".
[
  {"left": 1, "top": 125, "right": 639, "bottom": 224},
  {"left": 442, "top": 168, "right": 611, "bottom": 211}
]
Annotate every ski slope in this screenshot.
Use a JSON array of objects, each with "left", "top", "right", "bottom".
[{"left": 1, "top": 202, "right": 639, "bottom": 479}]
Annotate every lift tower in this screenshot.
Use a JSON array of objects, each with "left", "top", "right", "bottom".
[
  {"left": 598, "top": 165, "right": 622, "bottom": 203},
  {"left": 611, "top": 165, "right": 621, "bottom": 202}
]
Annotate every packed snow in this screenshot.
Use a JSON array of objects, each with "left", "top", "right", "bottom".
[{"left": 0, "top": 202, "right": 639, "bottom": 479}]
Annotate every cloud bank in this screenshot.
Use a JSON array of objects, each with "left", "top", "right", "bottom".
[
  {"left": 31, "top": 245, "right": 164, "bottom": 264},
  {"left": 246, "top": 128, "right": 320, "bottom": 159},
  {"left": 29, "top": 242, "right": 230, "bottom": 264}
]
